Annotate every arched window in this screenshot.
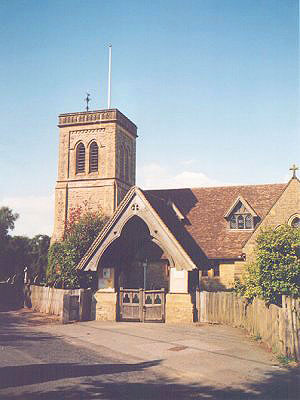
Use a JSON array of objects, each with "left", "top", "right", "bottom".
[
  {"left": 237, "top": 215, "right": 244, "bottom": 229},
  {"left": 89, "top": 142, "right": 98, "bottom": 173},
  {"left": 125, "top": 147, "right": 130, "bottom": 182},
  {"left": 230, "top": 215, "right": 237, "bottom": 229},
  {"left": 245, "top": 214, "right": 253, "bottom": 229},
  {"left": 227, "top": 200, "right": 254, "bottom": 230},
  {"left": 291, "top": 217, "right": 300, "bottom": 228},
  {"left": 119, "top": 144, "right": 124, "bottom": 180},
  {"left": 76, "top": 143, "right": 85, "bottom": 174}
]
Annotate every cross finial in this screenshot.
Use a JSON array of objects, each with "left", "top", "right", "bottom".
[
  {"left": 85, "top": 92, "right": 90, "bottom": 112},
  {"left": 289, "top": 164, "right": 299, "bottom": 179}
]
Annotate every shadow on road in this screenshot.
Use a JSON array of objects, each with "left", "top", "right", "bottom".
[
  {"left": 0, "top": 309, "right": 59, "bottom": 327},
  {"left": 0, "top": 309, "right": 299, "bottom": 399},
  {"left": 0, "top": 364, "right": 299, "bottom": 400},
  {"left": 0, "top": 360, "right": 161, "bottom": 389}
]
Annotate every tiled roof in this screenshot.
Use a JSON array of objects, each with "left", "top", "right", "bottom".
[{"left": 143, "top": 183, "right": 286, "bottom": 260}]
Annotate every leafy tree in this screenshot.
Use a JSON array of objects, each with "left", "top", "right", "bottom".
[
  {"left": 46, "top": 206, "right": 108, "bottom": 289},
  {"left": 238, "top": 225, "right": 300, "bottom": 305},
  {"left": 0, "top": 207, "right": 18, "bottom": 239},
  {"left": 29, "top": 235, "right": 51, "bottom": 281},
  {"left": 0, "top": 206, "right": 50, "bottom": 281}
]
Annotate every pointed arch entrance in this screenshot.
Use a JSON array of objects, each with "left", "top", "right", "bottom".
[
  {"left": 97, "top": 216, "right": 169, "bottom": 322},
  {"left": 98, "top": 216, "right": 170, "bottom": 291}
]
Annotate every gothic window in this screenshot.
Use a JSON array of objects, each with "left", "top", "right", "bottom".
[
  {"left": 89, "top": 142, "right": 98, "bottom": 173},
  {"left": 230, "top": 214, "right": 237, "bottom": 229},
  {"left": 291, "top": 217, "right": 300, "bottom": 228},
  {"left": 228, "top": 200, "right": 254, "bottom": 230},
  {"left": 237, "top": 215, "right": 245, "bottom": 229},
  {"left": 245, "top": 214, "right": 253, "bottom": 229},
  {"left": 76, "top": 143, "right": 85, "bottom": 174}
]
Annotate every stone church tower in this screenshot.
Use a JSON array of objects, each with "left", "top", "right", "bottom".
[{"left": 52, "top": 109, "right": 137, "bottom": 242}]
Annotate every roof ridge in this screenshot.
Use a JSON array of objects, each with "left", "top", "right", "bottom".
[{"left": 144, "top": 182, "right": 287, "bottom": 191}]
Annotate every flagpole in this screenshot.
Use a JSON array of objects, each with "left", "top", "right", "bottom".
[{"left": 107, "top": 44, "right": 112, "bottom": 109}]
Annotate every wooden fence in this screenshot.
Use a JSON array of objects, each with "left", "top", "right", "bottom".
[
  {"left": 197, "top": 291, "right": 300, "bottom": 360},
  {"left": 29, "top": 285, "right": 92, "bottom": 322}
]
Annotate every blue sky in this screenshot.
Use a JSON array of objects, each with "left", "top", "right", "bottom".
[{"left": 0, "top": 0, "right": 298, "bottom": 237}]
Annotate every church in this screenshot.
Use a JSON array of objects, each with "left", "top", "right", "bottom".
[{"left": 52, "top": 108, "right": 300, "bottom": 323}]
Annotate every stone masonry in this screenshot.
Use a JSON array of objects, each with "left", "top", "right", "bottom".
[{"left": 52, "top": 109, "right": 137, "bottom": 242}]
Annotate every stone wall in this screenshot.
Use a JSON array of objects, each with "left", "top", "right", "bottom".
[
  {"left": 199, "top": 291, "right": 300, "bottom": 360},
  {"left": 52, "top": 110, "right": 137, "bottom": 242}
]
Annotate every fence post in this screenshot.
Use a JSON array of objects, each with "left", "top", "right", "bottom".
[{"left": 61, "top": 294, "right": 70, "bottom": 324}]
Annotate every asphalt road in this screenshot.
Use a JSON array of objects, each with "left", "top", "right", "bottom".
[{"left": 0, "top": 309, "right": 299, "bottom": 400}]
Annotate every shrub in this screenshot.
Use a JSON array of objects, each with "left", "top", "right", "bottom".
[
  {"left": 237, "top": 225, "right": 300, "bottom": 305},
  {"left": 46, "top": 206, "right": 108, "bottom": 289}
]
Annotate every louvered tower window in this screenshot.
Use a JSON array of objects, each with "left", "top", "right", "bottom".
[
  {"left": 89, "top": 142, "right": 98, "bottom": 173},
  {"left": 76, "top": 143, "right": 85, "bottom": 173}
]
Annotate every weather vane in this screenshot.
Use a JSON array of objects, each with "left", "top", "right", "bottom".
[{"left": 85, "top": 92, "right": 90, "bottom": 112}]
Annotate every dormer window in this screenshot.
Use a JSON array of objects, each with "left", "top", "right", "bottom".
[
  {"left": 230, "top": 213, "right": 253, "bottom": 229},
  {"left": 225, "top": 196, "right": 257, "bottom": 230}
]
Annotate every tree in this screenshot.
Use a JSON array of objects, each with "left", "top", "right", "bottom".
[
  {"left": 0, "top": 207, "right": 18, "bottom": 239},
  {"left": 29, "top": 235, "right": 51, "bottom": 281},
  {"left": 46, "top": 206, "right": 108, "bottom": 289},
  {"left": 239, "top": 225, "right": 300, "bottom": 305},
  {"left": 0, "top": 206, "right": 50, "bottom": 281}
]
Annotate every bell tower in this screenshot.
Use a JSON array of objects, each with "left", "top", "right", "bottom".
[{"left": 52, "top": 108, "right": 137, "bottom": 242}]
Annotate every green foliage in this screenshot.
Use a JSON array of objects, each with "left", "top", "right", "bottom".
[
  {"left": 0, "top": 207, "right": 19, "bottom": 239},
  {"left": 276, "top": 354, "right": 297, "bottom": 366},
  {"left": 29, "top": 235, "right": 51, "bottom": 281},
  {"left": 0, "top": 234, "right": 50, "bottom": 281},
  {"left": 252, "top": 334, "right": 262, "bottom": 341},
  {"left": 237, "top": 225, "right": 300, "bottom": 305},
  {"left": 46, "top": 206, "right": 108, "bottom": 289},
  {"left": 0, "top": 206, "right": 50, "bottom": 281}
]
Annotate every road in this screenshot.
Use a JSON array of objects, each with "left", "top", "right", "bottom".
[{"left": 0, "top": 309, "right": 299, "bottom": 399}]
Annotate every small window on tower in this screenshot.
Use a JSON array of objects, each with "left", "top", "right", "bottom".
[
  {"left": 89, "top": 142, "right": 98, "bottom": 173},
  {"left": 76, "top": 143, "right": 85, "bottom": 174}
]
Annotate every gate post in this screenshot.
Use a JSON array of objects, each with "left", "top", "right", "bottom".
[
  {"left": 161, "top": 288, "right": 165, "bottom": 322},
  {"left": 196, "top": 288, "right": 200, "bottom": 322},
  {"left": 139, "top": 288, "right": 144, "bottom": 322}
]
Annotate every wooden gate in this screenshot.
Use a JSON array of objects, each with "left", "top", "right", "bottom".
[{"left": 119, "top": 288, "right": 165, "bottom": 322}]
